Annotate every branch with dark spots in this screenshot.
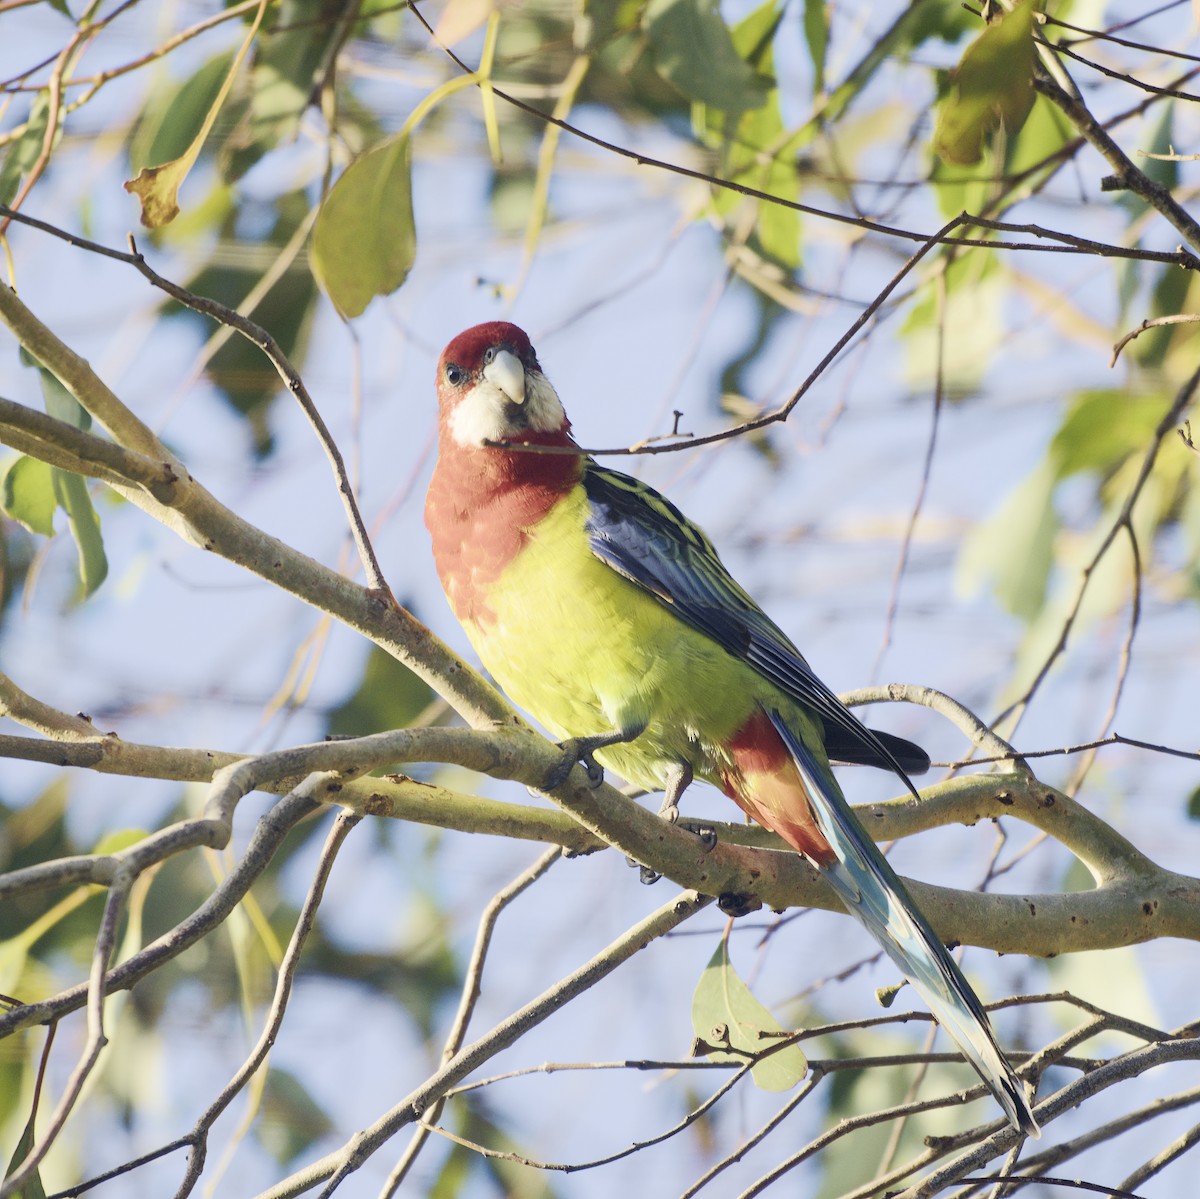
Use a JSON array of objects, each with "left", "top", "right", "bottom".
[{"left": 3, "top": 710, "right": 1195, "bottom": 959}]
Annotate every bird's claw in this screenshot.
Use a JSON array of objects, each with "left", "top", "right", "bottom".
[
  {"left": 694, "top": 824, "right": 718, "bottom": 852},
  {"left": 718, "top": 892, "right": 761, "bottom": 918},
  {"left": 625, "top": 856, "right": 661, "bottom": 886},
  {"left": 581, "top": 752, "right": 604, "bottom": 788},
  {"left": 543, "top": 738, "right": 605, "bottom": 791}
]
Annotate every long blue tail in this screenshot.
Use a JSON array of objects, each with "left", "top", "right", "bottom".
[{"left": 767, "top": 710, "right": 1040, "bottom": 1137}]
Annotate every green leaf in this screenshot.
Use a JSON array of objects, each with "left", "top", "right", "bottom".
[
  {"left": 698, "top": 1, "right": 799, "bottom": 271},
  {"left": 93, "top": 828, "right": 150, "bottom": 855},
  {"left": 934, "top": 2, "right": 1036, "bottom": 166},
  {"left": 222, "top": 1, "right": 331, "bottom": 182},
  {"left": 691, "top": 941, "right": 807, "bottom": 1091},
  {"left": 901, "top": 252, "right": 1005, "bottom": 395},
  {"left": 0, "top": 91, "right": 54, "bottom": 207},
  {"left": 128, "top": 52, "right": 235, "bottom": 172},
  {"left": 644, "top": 0, "right": 771, "bottom": 112},
  {"left": 2, "top": 457, "right": 56, "bottom": 536},
  {"left": 1049, "top": 389, "right": 1167, "bottom": 481},
  {"left": 11, "top": 359, "right": 107, "bottom": 595},
  {"left": 28, "top": 367, "right": 107, "bottom": 596},
  {"left": 51, "top": 469, "right": 107, "bottom": 599},
  {"left": 312, "top": 133, "right": 416, "bottom": 318},
  {"left": 955, "top": 459, "right": 1058, "bottom": 621},
  {"left": 803, "top": 0, "right": 827, "bottom": 94},
  {"left": 259, "top": 1068, "right": 334, "bottom": 1164},
  {"left": 3, "top": 1109, "right": 47, "bottom": 1199},
  {"left": 37, "top": 365, "right": 90, "bottom": 431},
  {"left": 1187, "top": 785, "right": 1200, "bottom": 821}
]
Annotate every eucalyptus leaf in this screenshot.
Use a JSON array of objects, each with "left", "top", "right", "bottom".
[
  {"left": 955, "top": 460, "right": 1057, "bottom": 621},
  {"left": 2, "top": 456, "right": 56, "bottom": 537},
  {"left": 934, "top": 2, "right": 1036, "bottom": 166},
  {"left": 312, "top": 133, "right": 416, "bottom": 318},
  {"left": 691, "top": 941, "right": 807, "bottom": 1091},
  {"left": 803, "top": 0, "right": 827, "bottom": 93},
  {"left": 0, "top": 90, "right": 54, "bottom": 207},
  {"left": 644, "top": 0, "right": 770, "bottom": 112},
  {"left": 51, "top": 469, "right": 108, "bottom": 599}
]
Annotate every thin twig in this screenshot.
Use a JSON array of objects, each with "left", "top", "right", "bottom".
[
  {"left": 253, "top": 891, "right": 714, "bottom": 1197},
  {"left": 173, "top": 809, "right": 361, "bottom": 1197},
  {"left": 382, "top": 846, "right": 563, "bottom": 1193}
]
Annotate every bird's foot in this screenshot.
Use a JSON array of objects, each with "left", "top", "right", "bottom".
[
  {"left": 542, "top": 725, "right": 645, "bottom": 792},
  {"left": 718, "top": 892, "right": 762, "bottom": 918},
  {"left": 543, "top": 738, "right": 602, "bottom": 791},
  {"left": 692, "top": 824, "right": 718, "bottom": 852}
]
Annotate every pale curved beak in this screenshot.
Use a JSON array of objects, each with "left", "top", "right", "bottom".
[{"left": 482, "top": 348, "right": 526, "bottom": 405}]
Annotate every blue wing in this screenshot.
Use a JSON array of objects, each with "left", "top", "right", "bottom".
[{"left": 580, "top": 463, "right": 929, "bottom": 786}]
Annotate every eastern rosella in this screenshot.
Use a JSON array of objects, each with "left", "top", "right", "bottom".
[{"left": 424, "top": 321, "right": 1039, "bottom": 1137}]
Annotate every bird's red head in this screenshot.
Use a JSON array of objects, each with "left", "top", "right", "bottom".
[{"left": 435, "top": 322, "right": 571, "bottom": 448}]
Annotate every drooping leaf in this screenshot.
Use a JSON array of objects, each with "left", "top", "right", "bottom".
[
  {"left": 644, "top": 0, "right": 771, "bottom": 112},
  {"left": 902, "top": 252, "right": 1005, "bottom": 395},
  {"left": 125, "top": 52, "right": 236, "bottom": 227},
  {"left": 51, "top": 468, "right": 107, "bottom": 599},
  {"left": 35, "top": 370, "right": 107, "bottom": 597},
  {"left": 0, "top": 91, "right": 55, "bottom": 207},
  {"left": 698, "top": 1, "right": 799, "bottom": 271},
  {"left": 934, "top": 2, "right": 1036, "bottom": 166},
  {"left": 11, "top": 361, "right": 108, "bottom": 596},
  {"left": 221, "top": 0, "right": 332, "bottom": 182},
  {"left": 3, "top": 1106, "right": 47, "bottom": 1199},
  {"left": 259, "top": 1068, "right": 334, "bottom": 1164},
  {"left": 1049, "top": 389, "right": 1168, "bottom": 482},
  {"left": 691, "top": 941, "right": 807, "bottom": 1091},
  {"left": 955, "top": 459, "right": 1058, "bottom": 621},
  {"left": 1, "top": 457, "right": 56, "bottom": 537},
  {"left": 803, "top": 0, "right": 827, "bottom": 94},
  {"left": 129, "top": 54, "right": 235, "bottom": 171},
  {"left": 311, "top": 133, "right": 416, "bottom": 318},
  {"left": 125, "top": 5, "right": 266, "bottom": 226}
]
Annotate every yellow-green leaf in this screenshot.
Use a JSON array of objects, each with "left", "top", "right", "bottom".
[
  {"left": 51, "top": 469, "right": 107, "bottom": 599},
  {"left": 3, "top": 1109, "right": 47, "bottom": 1199},
  {"left": 93, "top": 828, "right": 150, "bottom": 855},
  {"left": 123, "top": 2, "right": 267, "bottom": 226},
  {"left": 933, "top": 2, "right": 1036, "bottom": 166},
  {"left": 124, "top": 157, "right": 193, "bottom": 228},
  {"left": 2, "top": 456, "right": 56, "bottom": 536},
  {"left": 955, "top": 459, "right": 1057, "bottom": 621},
  {"left": 311, "top": 133, "right": 416, "bottom": 318},
  {"left": 691, "top": 941, "right": 807, "bottom": 1091}
]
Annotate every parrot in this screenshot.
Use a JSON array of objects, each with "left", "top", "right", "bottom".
[{"left": 424, "top": 320, "right": 1039, "bottom": 1138}]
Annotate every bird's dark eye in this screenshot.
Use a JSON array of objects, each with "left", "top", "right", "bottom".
[
  {"left": 482, "top": 346, "right": 496, "bottom": 364},
  {"left": 445, "top": 363, "right": 464, "bottom": 386}
]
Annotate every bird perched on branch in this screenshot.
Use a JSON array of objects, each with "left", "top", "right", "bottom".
[{"left": 424, "top": 320, "right": 1039, "bottom": 1137}]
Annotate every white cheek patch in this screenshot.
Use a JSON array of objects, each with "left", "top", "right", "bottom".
[
  {"left": 524, "top": 371, "right": 567, "bottom": 433},
  {"left": 448, "top": 371, "right": 567, "bottom": 446},
  {"left": 448, "top": 380, "right": 513, "bottom": 446}
]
